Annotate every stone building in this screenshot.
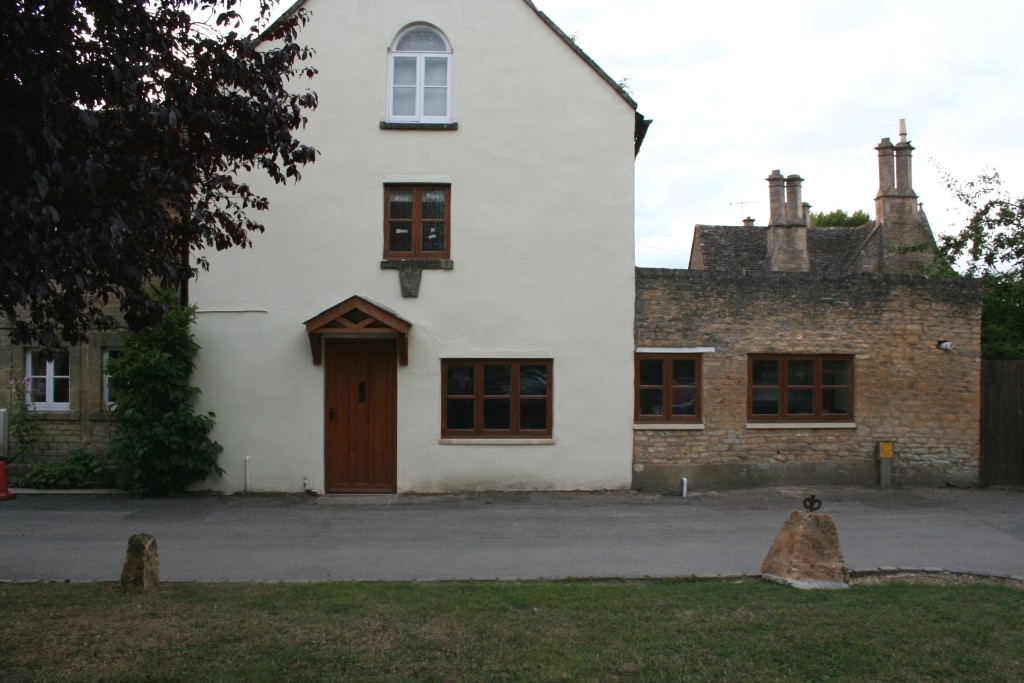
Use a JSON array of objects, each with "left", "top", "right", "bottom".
[
  {"left": 2, "top": 65, "right": 982, "bottom": 494},
  {"left": 633, "top": 124, "right": 982, "bottom": 492},
  {"left": 0, "top": 311, "right": 121, "bottom": 462}
]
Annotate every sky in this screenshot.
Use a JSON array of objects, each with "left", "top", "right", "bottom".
[
  {"left": 244, "top": 0, "right": 1024, "bottom": 268},
  {"left": 532, "top": 0, "right": 1024, "bottom": 267}
]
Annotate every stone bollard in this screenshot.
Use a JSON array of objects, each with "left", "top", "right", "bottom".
[
  {"left": 120, "top": 533, "right": 159, "bottom": 593},
  {"left": 761, "top": 510, "right": 849, "bottom": 590}
]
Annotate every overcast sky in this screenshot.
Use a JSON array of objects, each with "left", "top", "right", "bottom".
[
  {"left": 534, "top": 0, "right": 1024, "bottom": 267},
  {"left": 244, "top": 1, "right": 1024, "bottom": 268}
]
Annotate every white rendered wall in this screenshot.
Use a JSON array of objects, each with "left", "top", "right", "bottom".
[{"left": 191, "top": 0, "right": 638, "bottom": 493}]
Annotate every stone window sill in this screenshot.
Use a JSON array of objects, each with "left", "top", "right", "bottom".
[
  {"left": 380, "top": 259, "right": 454, "bottom": 271},
  {"left": 438, "top": 438, "right": 556, "bottom": 446},
  {"left": 28, "top": 410, "right": 80, "bottom": 421},
  {"left": 380, "top": 122, "right": 458, "bottom": 131}
]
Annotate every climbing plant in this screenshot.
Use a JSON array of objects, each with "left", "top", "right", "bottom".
[
  {"left": 107, "top": 291, "right": 223, "bottom": 496},
  {"left": 4, "top": 373, "right": 37, "bottom": 462}
]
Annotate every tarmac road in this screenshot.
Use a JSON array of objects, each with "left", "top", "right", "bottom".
[{"left": 1, "top": 486, "right": 1022, "bottom": 583}]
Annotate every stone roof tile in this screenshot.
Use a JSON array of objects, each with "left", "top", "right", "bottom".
[
  {"left": 692, "top": 223, "right": 877, "bottom": 272},
  {"left": 692, "top": 225, "right": 766, "bottom": 271}
]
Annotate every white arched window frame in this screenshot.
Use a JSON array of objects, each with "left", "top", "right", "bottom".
[{"left": 387, "top": 25, "right": 452, "bottom": 123}]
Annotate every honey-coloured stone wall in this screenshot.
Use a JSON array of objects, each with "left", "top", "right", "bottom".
[
  {"left": 633, "top": 268, "right": 982, "bottom": 491},
  {"left": 1, "top": 330, "right": 121, "bottom": 463}
]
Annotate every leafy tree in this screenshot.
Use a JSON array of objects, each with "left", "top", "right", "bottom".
[
  {"left": 107, "top": 290, "right": 222, "bottom": 496},
  {"left": 1, "top": 1, "right": 317, "bottom": 351},
  {"left": 935, "top": 171, "right": 1024, "bottom": 359},
  {"left": 808, "top": 209, "right": 872, "bottom": 227}
]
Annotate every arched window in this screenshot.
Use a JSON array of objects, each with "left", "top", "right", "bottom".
[{"left": 388, "top": 25, "right": 451, "bottom": 123}]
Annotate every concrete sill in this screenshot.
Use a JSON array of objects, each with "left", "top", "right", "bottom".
[
  {"left": 746, "top": 422, "right": 856, "bottom": 429},
  {"left": 633, "top": 423, "right": 704, "bottom": 431}
]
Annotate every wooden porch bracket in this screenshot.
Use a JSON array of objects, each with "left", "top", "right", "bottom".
[{"left": 303, "top": 295, "right": 412, "bottom": 366}]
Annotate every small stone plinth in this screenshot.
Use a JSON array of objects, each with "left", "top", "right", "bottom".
[
  {"left": 761, "top": 510, "right": 849, "bottom": 590},
  {"left": 120, "top": 533, "right": 159, "bottom": 593}
]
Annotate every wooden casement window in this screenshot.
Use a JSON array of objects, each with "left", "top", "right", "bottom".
[
  {"left": 384, "top": 184, "right": 451, "bottom": 259},
  {"left": 635, "top": 354, "right": 701, "bottom": 422},
  {"left": 748, "top": 355, "right": 853, "bottom": 421},
  {"left": 442, "top": 360, "right": 552, "bottom": 437}
]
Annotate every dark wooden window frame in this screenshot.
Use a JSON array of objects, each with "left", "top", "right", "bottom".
[
  {"left": 442, "top": 359, "right": 553, "bottom": 438},
  {"left": 634, "top": 353, "right": 702, "bottom": 423},
  {"left": 383, "top": 184, "right": 451, "bottom": 259},
  {"left": 747, "top": 354, "right": 854, "bottom": 422}
]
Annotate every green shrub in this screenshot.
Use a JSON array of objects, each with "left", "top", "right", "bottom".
[
  {"left": 107, "top": 290, "right": 223, "bottom": 496},
  {"left": 11, "top": 449, "right": 115, "bottom": 489}
]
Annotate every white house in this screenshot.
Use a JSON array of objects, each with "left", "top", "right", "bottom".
[{"left": 190, "top": 0, "right": 649, "bottom": 493}]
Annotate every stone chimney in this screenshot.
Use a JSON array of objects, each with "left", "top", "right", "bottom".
[
  {"left": 873, "top": 120, "right": 935, "bottom": 273},
  {"left": 785, "top": 174, "right": 805, "bottom": 226},
  {"left": 767, "top": 170, "right": 786, "bottom": 225},
  {"left": 742, "top": 217, "right": 755, "bottom": 227},
  {"left": 875, "top": 137, "right": 896, "bottom": 204},
  {"left": 875, "top": 119, "right": 918, "bottom": 223},
  {"left": 765, "top": 171, "right": 810, "bottom": 272},
  {"left": 895, "top": 119, "right": 915, "bottom": 198}
]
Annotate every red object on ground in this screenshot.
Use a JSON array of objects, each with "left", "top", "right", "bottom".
[{"left": 0, "top": 461, "right": 16, "bottom": 500}]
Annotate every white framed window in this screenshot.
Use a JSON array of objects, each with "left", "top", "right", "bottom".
[
  {"left": 103, "top": 349, "right": 121, "bottom": 409},
  {"left": 388, "top": 25, "right": 452, "bottom": 123},
  {"left": 25, "top": 349, "right": 71, "bottom": 411}
]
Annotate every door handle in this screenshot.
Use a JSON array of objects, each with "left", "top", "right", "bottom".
[
  {"left": 328, "top": 407, "right": 336, "bottom": 421},
  {"left": 358, "top": 382, "right": 366, "bottom": 402}
]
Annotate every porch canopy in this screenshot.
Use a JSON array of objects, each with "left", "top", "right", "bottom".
[{"left": 303, "top": 295, "right": 412, "bottom": 366}]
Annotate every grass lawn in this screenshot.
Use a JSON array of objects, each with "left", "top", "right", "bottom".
[{"left": 2, "top": 578, "right": 1022, "bottom": 682}]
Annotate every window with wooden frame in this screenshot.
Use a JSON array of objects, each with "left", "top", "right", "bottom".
[
  {"left": 635, "top": 353, "right": 701, "bottom": 423},
  {"left": 748, "top": 355, "right": 853, "bottom": 422},
  {"left": 442, "top": 360, "right": 552, "bottom": 437},
  {"left": 384, "top": 184, "right": 451, "bottom": 259}
]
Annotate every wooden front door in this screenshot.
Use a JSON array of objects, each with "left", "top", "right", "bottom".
[{"left": 324, "top": 339, "right": 397, "bottom": 493}]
